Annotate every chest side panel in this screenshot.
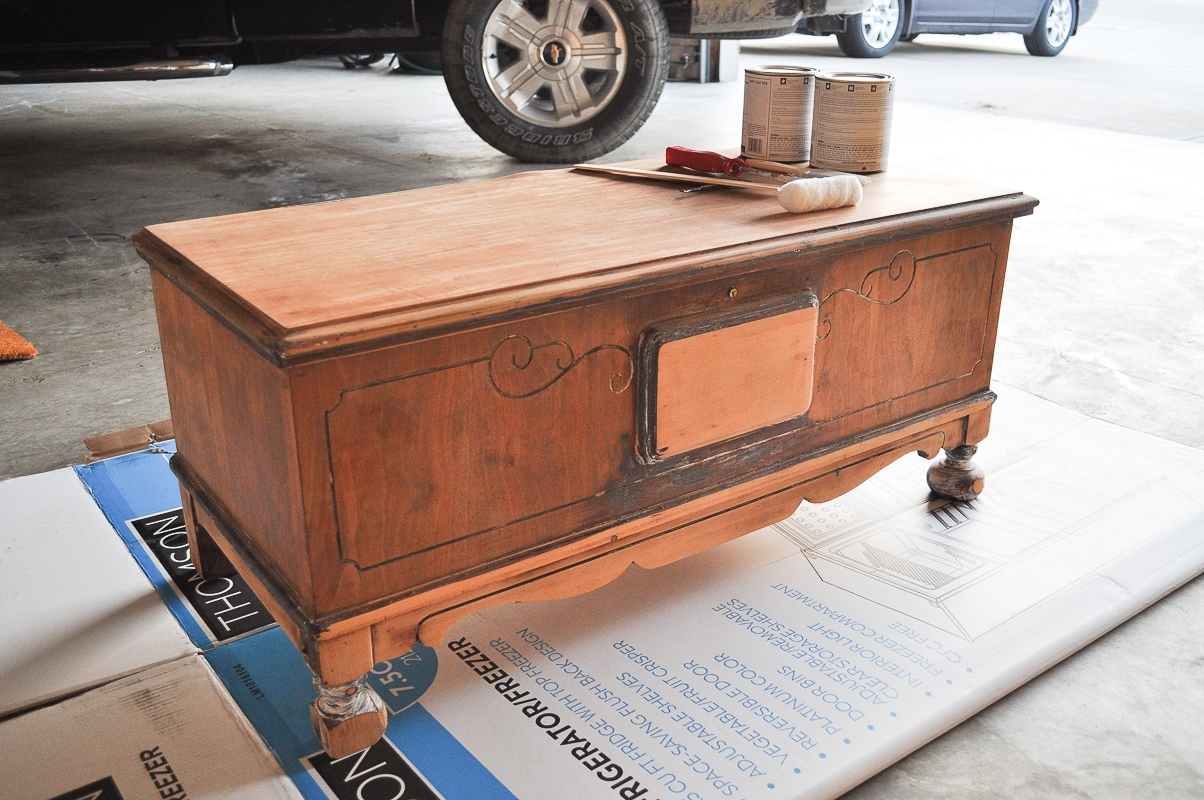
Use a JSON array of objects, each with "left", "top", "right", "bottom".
[{"left": 151, "top": 273, "right": 314, "bottom": 612}]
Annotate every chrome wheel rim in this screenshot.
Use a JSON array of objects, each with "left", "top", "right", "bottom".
[
  {"left": 482, "top": 0, "right": 627, "bottom": 128},
  {"left": 1045, "top": 0, "right": 1073, "bottom": 47},
  {"left": 861, "top": 0, "right": 901, "bottom": 49}
]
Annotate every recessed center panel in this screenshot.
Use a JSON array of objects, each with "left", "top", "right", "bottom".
[{"left": 646, "top": 297, "right": 818, "bottom": 459}]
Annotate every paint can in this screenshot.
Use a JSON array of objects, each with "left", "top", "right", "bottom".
[
  {"left": 741, "top": 65, "right": 820, "bottom": 162},
  {"left": 810, "top": 72, "right": 895, "bottom": 173}
]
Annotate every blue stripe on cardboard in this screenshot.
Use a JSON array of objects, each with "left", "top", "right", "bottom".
[
  {"left": 388, "top": 702, "right": 518, "bottom": 800},
  {"left": 73, "top": 446, "right": 215, "bottom": 649},
  {"left": 204, "top": 628, "right": 328, "bottom": 798},
  {"left": 206, "top": 627, "right": 517, "bottom": 800}
]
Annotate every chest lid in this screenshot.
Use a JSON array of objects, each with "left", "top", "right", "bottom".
[{"left": 133, "top": 161, "right": 1032, "bottom": 365}]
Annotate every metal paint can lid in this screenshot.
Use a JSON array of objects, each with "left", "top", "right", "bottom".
[
  {"left": 745, "top": 65, "right": 822, "bottom": 78},
  {"left": 817, "top": 71, "right": 895, "bottom": 84}
]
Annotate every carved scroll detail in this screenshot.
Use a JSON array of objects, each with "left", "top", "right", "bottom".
[
  {"left": 488, "top": 334, "right": 634, "bottom": 399},
  {"left": 817, "top": 250, "right": 917, "bottom": 340}
]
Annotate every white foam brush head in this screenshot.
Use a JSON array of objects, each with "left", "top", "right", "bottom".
[{"left": 777, "top": 175, "right": 863, "bottom": 214}]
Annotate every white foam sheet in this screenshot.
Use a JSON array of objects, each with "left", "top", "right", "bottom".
[
  {"left": 416, "top": 384, "right": 1204, "bottom": 800},
  {"left": 0, "top": 654, "right": 303, "bottom": 800},
  {"left": 0, "top": 468, "right": 195, "bottom": 718}
]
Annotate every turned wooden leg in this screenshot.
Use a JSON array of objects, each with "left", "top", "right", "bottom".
[
  {"left": 310, "top": 673, "right": 389, "bottom": 758},
  {"left": 926, "top": 444, "right": 985, "bottom": 501}
]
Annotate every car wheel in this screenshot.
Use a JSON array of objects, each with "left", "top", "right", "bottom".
[
  {"left": 340, "top": 54, "right": 385, "bottom": 69},
  {"left": 442, "top": 0, "right": 669, "bottom": 162},
  {"left": 1023, "top": 0, "right": 1075, "bottom": 56},
  {"left": 836, "top": 0, "right": 903, "bottom": 58}
]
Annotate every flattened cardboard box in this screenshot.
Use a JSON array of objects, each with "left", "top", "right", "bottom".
[
  {"left": 0, "top": 654, "right": 302, "bottom": 800},
  {"left": 75, "top": 446, "right": 277, "bottom": 650},
  {"left": 206, "top": 385, "right": 1204, "bottom": 800},
  {"left": 0, "top": 468, "right": 195, "bottom": 718}
]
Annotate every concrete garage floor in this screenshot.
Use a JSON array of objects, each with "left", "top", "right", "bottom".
[{"left": 1, "top": 0, "right": 1202, "bottom": 795}]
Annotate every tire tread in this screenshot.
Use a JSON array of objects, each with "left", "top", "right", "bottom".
[{"left": 441, "top": 0, "right": 669, "bottom": 162}]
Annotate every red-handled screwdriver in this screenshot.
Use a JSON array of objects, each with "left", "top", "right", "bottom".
[{"left": 665, "top": 146, "right": 809, "bottom": 181}]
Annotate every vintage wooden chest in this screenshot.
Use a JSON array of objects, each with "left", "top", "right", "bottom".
[{"left": 133, "top": 164, "right": 1036, "bottom": 756}]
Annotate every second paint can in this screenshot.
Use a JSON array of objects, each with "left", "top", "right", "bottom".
[
  {"left": 741, "top": 65, "right": 819, "bottom": 162},
  {"left": 811, "top": 72, "right": 896, "bottom": 173}
]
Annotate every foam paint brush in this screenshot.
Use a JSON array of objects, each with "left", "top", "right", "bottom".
[
  {"left": 573, "top": 158, "right": 863, "bottom": 214},
  {"left": 664, "top": 146, "right": 867, "bottom": 211}
]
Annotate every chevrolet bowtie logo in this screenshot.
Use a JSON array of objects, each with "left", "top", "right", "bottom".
[{"left": 542, "top": 41, "right": 568, "bottom": 66}]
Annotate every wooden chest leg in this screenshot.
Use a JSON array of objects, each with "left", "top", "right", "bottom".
[
  {"left": 926, "top": 444, "right": 985, "bottom": 501},
  {"left": 309, "top": 673, "right": 389, "bottom": 758},
  {"left": 179, "top": 485, "right": 235, "bottom": 580}
]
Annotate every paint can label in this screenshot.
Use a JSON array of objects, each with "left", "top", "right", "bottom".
[
  {"left": 811, "top": 73, "right": 896, "bottom": 173},
  {"left": 742, "top": 66, "right": 818, "bottom": 162}
]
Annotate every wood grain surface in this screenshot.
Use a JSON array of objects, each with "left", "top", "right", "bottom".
[
  {"left": 141, "top": 160, "right": 1034, "bottom": 713},
  {"left": 134, "top": 166, "right": 1026, "bottom": 363},
  {"left": 654, "top": 303, "right": 818, "bottom": 458},
  {"left": 152, "top": 270, "right": 316, "bottom": 612},
  {"left": 161, "top": 217, "right": 1022, "bottom": 622}
]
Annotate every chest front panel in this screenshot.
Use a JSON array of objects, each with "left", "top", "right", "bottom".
[{"left": 287, "top": 220, "right": 1010, "bottom": 615}]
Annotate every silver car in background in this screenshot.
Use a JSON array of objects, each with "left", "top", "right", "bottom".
[{"left": 800, "top": 0, "right": 1099, "bottom": 57}]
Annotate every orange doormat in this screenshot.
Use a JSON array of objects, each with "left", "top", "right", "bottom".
[{"left": 0, "top": 321, "right": 37, "bottom": 361}]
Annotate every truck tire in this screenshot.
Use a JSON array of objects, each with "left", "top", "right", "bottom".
[
  {"left": 1023, "top": 0, "right": 1075, "bottom": 56},
  {"left": 835, "top": 0, "right": 903, "bottom": 58},
  {"left": 442, "top": 0, "right": 669, "bottom": 162}
]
